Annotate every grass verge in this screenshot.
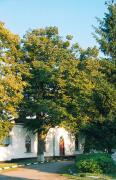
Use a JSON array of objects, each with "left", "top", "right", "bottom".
[{"left": 0, "top": 163, "right": 17, "bottom": 168}]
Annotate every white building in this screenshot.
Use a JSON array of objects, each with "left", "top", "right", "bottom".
[{"left": 0, "top": 124, "right": 84, "bottom": 161}]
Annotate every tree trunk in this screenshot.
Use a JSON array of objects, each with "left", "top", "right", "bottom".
[
  {"left": 37, "top": 134, "right": 45, "bottom": 162},
  {"left": 107, "top": 147, "right": 112, "bottom": 154}
]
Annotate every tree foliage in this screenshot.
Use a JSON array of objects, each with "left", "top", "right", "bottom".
[
  {"left": 0, "top": 121, "right": 13, "bottom": 145},
  {"left": 80, "top": 58, "right": 116, "bottom": 153},
  {"left": 93, "top": 1, "right": 116, "bottom": 62},
  {"left": 83, "top": 119, "right": 116, "bottom": 153},
  {"left": 19, "top": 26, "right": 116, "bottom": 154},
  {"left": 82, "top": 1, "right": 116, "bottom": 152},
  {"left": 0, "top": 22, "right": 26, "bottom": 143},
  {"left": 20, "top": 27, "right": 100, "bottom": 137},
  {"left": 20, "top": 27, "right": 77, "bottom": 135},
  {"left": 0, "top": 11, "right": 115, "bottom": 153}
]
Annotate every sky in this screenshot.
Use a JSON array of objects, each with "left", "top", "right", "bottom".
[{"left": 0, "top": 0, "right": 108, "bottom": 48}]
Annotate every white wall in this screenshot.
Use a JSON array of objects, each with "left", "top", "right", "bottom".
[
  {"left": 44, "top": 127, "right": 75, "bottom": 157},
  {"left": 0, "top": 125, "right": 84, "bottom": 161},
  {"left": 0, "top": 124, "right": 38, "bottom": 161},
  {"left": 75, "top": 135, "right": 85, "bottom": 154},
  {"left": 111, "top": 152, "right": 116, "bottom": 162}
]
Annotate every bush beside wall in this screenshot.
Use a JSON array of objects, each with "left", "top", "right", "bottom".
[{"left": 76, "top": 153, "right": 115, "bottom": 174}]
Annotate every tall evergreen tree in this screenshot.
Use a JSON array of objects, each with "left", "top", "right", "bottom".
[
  {"left": 81, "top": 59, "right": 116, "bottom": 153},
  {"left": 93, "top": 0, "right": 116, "bottom": 62},
  {"left": 87, "top": 0, "right": 116, "bottom": 152}
]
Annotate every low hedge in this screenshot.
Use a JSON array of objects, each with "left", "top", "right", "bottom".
[{"left": 76, "top": 153, "right": 115, "bottom": 174}]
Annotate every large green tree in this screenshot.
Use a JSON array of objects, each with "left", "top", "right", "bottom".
[
  {"left": 20, "top": 27, "right": 96, "bottom": 157},
  {"left": 20, "top": 27, "right": 76, "bottom": 153},
  {"left": 83, "top": 0, "right": 116, "bottom": 153},
  {"left": 93, "top": 0, "right": 116, "bottom": 62},
  {"left": 0, "top": 22, "right": 26, "bottom": 144},
  {"left": 81, "top": 59, "right": 116, "bottom": 153},
  {"left": 20, "top": 26, "right": 116, "bottom": 156},
  {"left": 19, "top": 13, "right": 116, "bottom": 155}
]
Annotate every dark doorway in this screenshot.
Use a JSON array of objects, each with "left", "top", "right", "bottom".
[{"left": 59, "top": 137, "right": 65, "bottom": 156}]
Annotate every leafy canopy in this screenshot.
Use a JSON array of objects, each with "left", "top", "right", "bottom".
[
  {"left": 93, "top": 0, "right": 116, "bottom": 62},
  {"left": 0, "top": 22, "right": 26, "bottom": 143}
]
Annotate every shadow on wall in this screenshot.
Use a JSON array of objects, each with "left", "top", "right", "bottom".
[{"left": 44, "top": 129, "right": 54, "bottom": 156}]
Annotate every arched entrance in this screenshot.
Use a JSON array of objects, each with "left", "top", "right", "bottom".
[{"left": 59, "top": 137, "right": 65, "bottom": 156}]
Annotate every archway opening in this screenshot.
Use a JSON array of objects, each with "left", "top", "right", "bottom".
[{"left": 59, "top": 137, "right": 65, "bottom": 156}]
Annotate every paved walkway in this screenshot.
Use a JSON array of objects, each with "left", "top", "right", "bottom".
[{"left": 0, "top": 161, "right": 73, "bottom": 180}]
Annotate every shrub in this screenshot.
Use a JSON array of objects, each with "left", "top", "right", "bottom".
[{"left": 76, "top": 153, "right": 115, "bottom": 174}]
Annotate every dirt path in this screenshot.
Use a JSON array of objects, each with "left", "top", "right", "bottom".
[{"left": 0, "top": 161, "right": 74, "bottom": 180}]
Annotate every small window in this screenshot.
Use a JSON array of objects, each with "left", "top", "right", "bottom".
[
  {"left": 3, "top": 136, "right": 12, "bottom": 146},
  {"left": 25, "top": 135, "right": 31, "bottom": 153}
]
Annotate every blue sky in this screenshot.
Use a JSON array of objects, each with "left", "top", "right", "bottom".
[{"left": 0, "top": 0, "right": 107, "bottom": 48}]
